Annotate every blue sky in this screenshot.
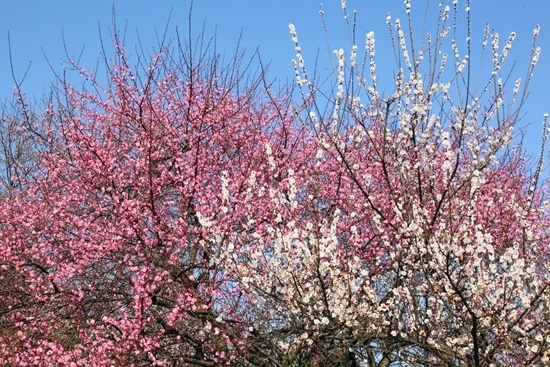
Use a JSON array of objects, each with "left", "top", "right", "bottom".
[{"left": 1, "top": 0, "right": 548, "bottom": 155}]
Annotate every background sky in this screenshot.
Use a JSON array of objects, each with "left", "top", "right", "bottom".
[{"left": 1, "top": 0, "right": 549, "bottom": 157}]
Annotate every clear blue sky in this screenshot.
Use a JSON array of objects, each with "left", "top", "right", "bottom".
[{"left": 1, "top": 1, "right": 548, "bottom": 155}]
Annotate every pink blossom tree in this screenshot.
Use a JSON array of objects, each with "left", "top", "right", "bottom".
[{"left": 0, "top": 26, "right": 313, "bottom": 365}]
